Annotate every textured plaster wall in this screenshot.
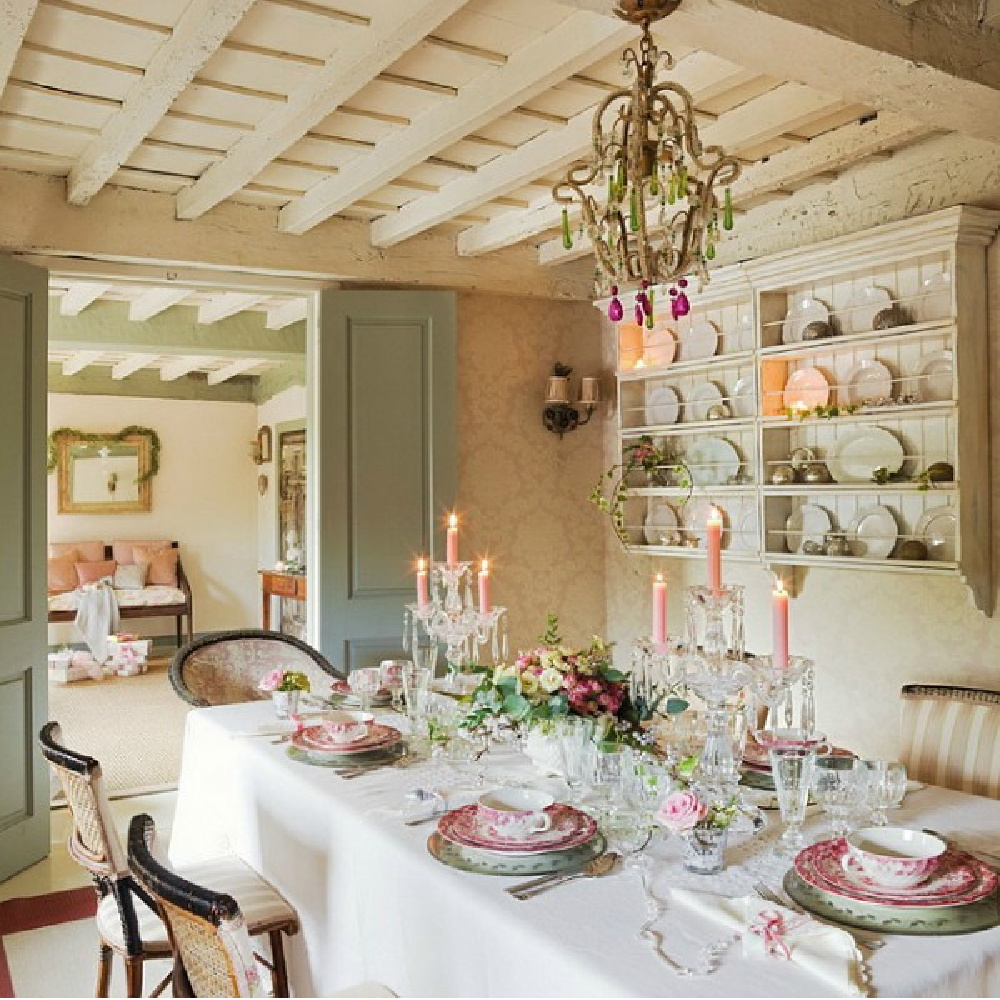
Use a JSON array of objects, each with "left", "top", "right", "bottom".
[
  {"left": 601, "top": 242, "right": 1000, "bottom": 761},
  {"left": 456, "top": 293, "right": 607, "bottom": 655}
]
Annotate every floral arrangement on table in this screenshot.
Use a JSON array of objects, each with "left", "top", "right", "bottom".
[
  {"left": 655, "top": 757, "right": 739, "bottom": 834},
  {"left": 589, "top": 435, "right": 690, "bottom": 545},
  {"left": 461, "top": 615, "right": 684, "bottom": 744},
  {"left": 257, "top": 668, "right": 311, "bottom": 693}
]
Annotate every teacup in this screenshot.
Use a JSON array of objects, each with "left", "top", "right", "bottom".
[
  {"left": 320, "top": 710, "right": 374, "bottom": 745},
  {"left": 843, "top": 826, "right": 946, "bottom": 889},
  {"left": 476, "top": 788, "right": 554, "bottom": 839}
]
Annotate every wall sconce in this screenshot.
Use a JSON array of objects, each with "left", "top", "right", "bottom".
[
  {"left": 251, "top": 425, "right": 273, "bottom": 465},
  {"left": 543, "top": 363, "right": 600, "bottom": 437}
]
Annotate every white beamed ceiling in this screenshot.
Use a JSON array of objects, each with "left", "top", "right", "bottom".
[{"left": 0, "top": 0, "right": 996, "bottom": 359}]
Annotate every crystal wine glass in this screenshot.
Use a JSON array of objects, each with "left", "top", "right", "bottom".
[
  {"left": 861, "top": 759, "right": 900, "bottom": 826},
  {"left": 769, "top": 745, "right": 817, "bottom": 853},
  {"left": 348, "top": 666, "right": 382, "bottom": 714},
  {"left": 812, "top": 754, "right": 866, "bottom": 840},
  {"left": 401, "top": 664, "right": 431, "bottom": 726},
  {"left": 380, "top": 659, "right": 410, "bottom": 713},
  {"left": 554, "top": 717, "right": 595, "bottom": 803}
]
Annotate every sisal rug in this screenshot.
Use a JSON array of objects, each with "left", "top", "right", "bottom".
[
  {"left": 48, "top": 658, "right": 191, "bottom": 800},
  {"left": 0, "top": 887, "right": 171, "bottom": 998}
]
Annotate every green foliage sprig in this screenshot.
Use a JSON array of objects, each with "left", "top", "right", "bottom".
[
  {"left": 47, "top": 426, "right": 161, "bottom": 482},
  {"left": 785, "top": 403, "right": 860, "bottom": 421}
]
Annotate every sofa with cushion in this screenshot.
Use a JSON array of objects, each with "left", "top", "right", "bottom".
[{"left": 47, "top": 540, "right": 193, "bottom": 646}]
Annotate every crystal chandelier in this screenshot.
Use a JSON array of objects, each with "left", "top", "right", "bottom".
[{"left": 553, "top": 0, "right": 741, "bottom": 322}]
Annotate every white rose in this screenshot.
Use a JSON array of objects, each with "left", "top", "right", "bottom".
[
  {"left": 541, "top": 650, "right": 563, "bottom": 671},
  {"left": 520, "top": 672, "right": 540, "bottom": 696},
  {"left": 539, "top": 667, "right": 564, "bottom": 694}
]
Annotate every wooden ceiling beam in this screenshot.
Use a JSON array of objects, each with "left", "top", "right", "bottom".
[
  {"left": 59, "top": 281, "right": 111, "bottom": 315},
  {"left": 197, "top": 292, "right": 267, "bottom": 324},
  {"left": 0, "top": 2, "right": 40, "bottom": 98},
  {"left": 207, "top": 358, "right": 265, "bottom": 384},
  {"left": 279, "top": 11, "right": 637, "bottom": 235},
  {"left": 160, "top": 356, "right": 206, "bottom": 381},
  {"left": 112, "top": 353, "right": 160, "bottom": 379},
  {"left": 128, "top": 286, "right": 192, "bottom": 321},
  {"left": 66, "top": 0, "right": 257, "bottom": 206},
  {"left": 175, "top": 0, "right": 469, "bottom": 221},
  {"left": 266, "top": 299, "right": 308, "bottom": 330},
  {"left": 62, "top": 350, "right": 103, "bottom": 376}
]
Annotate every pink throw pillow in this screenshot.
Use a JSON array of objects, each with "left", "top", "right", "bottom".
[
  {"left": 50, "top": 540, "right": 106, "bottom": 562},
  {"left": 48, "top": 554, "right": 78, "bottom": 594},
  {"left": 111, "top": 539, "right": 171, "bottom": 565},
  {"left": 75, "top": 560, "right": 117, "bottom": 586},
  {"left": 133, "top": 546, "right": 178, "bottom": 587}
]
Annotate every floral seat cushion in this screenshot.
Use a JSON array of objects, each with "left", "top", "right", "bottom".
[{"left": 48, "top": 586, "right": 187, "bottom": 614}]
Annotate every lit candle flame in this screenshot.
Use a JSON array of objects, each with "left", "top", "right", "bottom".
[
  {"left": 481, "top": 558, "right": 489, "bottom": 573},
  {"left": 655, "top": 572, "right": 664, "bottom": 583},
  {"left": 707, "top": 506, "right": 723, "bottom": 525},
  {"left": 775, "top": 578, "right": 786, "bottom": 596},
  {"left": 417, "top": 557, "right": 426, "bottom": 572},
  {"left": 448, "top": 512, "right": 458, "bottom": 529}
]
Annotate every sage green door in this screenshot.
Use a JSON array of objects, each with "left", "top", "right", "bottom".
[
  {"left": 312, "top": 290, "right": 456, "bottom": 672},
  {"left": 0, "top": 256, "right": 49, "bottom": 881}
]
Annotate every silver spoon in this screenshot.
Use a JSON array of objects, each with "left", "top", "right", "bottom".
[{"left": 510, "top": 852, "right": 621, "bottom": 900}]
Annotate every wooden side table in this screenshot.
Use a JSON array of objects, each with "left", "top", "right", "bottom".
[{"left": 259, "top": 570, "right": 307, "bottom": 632}]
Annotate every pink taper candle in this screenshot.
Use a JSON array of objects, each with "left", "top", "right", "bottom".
[
  {"left": 416, "top": 557, "right": 430, "bottom": 607},
  {"left": 773, "top": 579, "right": 790, "bottom": 669},
  {"left": 652, "top": 572, "right": 667, "bottom": 645},
  {"left": 446, "top": 512, "right": 459, "bottom": 566},
  {"left": 706, "top": 507, "right": 723, "bottom": 594},
  {"left": 478, "top": 559, "right": 491, "bottom": 614}
]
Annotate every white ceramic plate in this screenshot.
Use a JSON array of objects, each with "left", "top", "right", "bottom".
[
  {"left": 782, "top": 297, "right": 830, "bottom": 344},
  {"left": 731, "top": 506, "right": 759, "bottom": 552},
  {"left": 643, "top": 322, "right": 677, "bottom": 367},
  {"left": 681, "top": 497, "right": 719, "bottom": 545},
  {"left": 644, "top": 385, "right": 680, "bottom": 425},
  {"left": 843, "top": 286, "right": 893, "bottom": 334},
  {"left": 842, "top": 359, "right": 894, "bottom": 406},
  {"left": 644, "top": 500, "right": 679, "bottom": 546},
  {"left": 785, "top": 503, "right": 832, "bottom": 554},
  {"left": 733, "top": 312, "right": 754, "bottom": 352},
  {"left": 677, "top": 318, "right": 718, "bottom": 362},
  {"left": 827, "top": 426, "right": 905, "bottom": 484},
  {"left": 847, "top": 504, "right": 898, "bottom": 559},
  {"left": 917, "top": 350, "right": 954, "bottom": 403},
  {"left": 689, "top": 381, "right": 725, "bottom": 422},
  {"left": 685, "top": 437, "right": 740, "bottom": 487},
  {"left": 917, "top": 271, "right": 952, "bottom": 323},
  {"left": 731, "top": 372, "right": 757, "bottom": 418},
  {"left": 915, "top": 505, "right": 957, "bottom": 562},
  {"left": 783, "top": 368, "right": 830, "bottom": 409}
]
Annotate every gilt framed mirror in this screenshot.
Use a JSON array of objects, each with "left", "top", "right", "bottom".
[{"left": 56, "top": 431, "right": 152, "bottom": 514}]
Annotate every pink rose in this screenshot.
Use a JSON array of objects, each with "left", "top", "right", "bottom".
[
  {"left": 656, "top": 790, "right": 708, "bottom": 833},
  {"left": 258, "top": 668, "right": 284, "bottom": 692}
]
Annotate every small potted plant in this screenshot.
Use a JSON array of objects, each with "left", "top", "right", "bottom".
[{"left": 258, "top": 668, "right": 311, "bottom": 718}]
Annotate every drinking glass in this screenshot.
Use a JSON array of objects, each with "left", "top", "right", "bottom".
[
  {"left": 401, "top": 665, "right": 432, "bottom": 726},
  {"left": 862, "top": 759, "right": 902, "bottom": 826},
  {"left": 769, "top": 746, "right": 816, "bottom": 853},
  {"left": 380, "top": 659, "right": 410, "bottom": 713},
  {"left": 812, "top": 755, "right": 866, "bottom": 839},
  {"left": 554, "top": 717, "right": 595, "bottom": 803},
  {"left": 590, "top": 743, "right": 628, "bottom": 810},
  {"left": 348, "top": 666, "right": 382, "bottom": 713},
  {"left": 885, "top": 762, "right": 908, "bottom": 809}
]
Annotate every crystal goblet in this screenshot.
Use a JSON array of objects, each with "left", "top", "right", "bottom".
[
  {"left": 812, "top": 755, "right": 866, "bottom": 840},
  {"left": 380, "top": 659, "right": 410, "bottom": 713},
  {"left": 348, "top": 666, "right": 382, "bottom": 714},
  {"left": 553, "top": 717, "right": 595, "bottom": 803},
  {"left": 769, "top": 745, "right": 817, "bottom": 853}
]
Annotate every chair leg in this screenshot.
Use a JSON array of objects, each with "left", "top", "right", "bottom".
[
  {"left": 95, "top": 944, "right": 112, "bottom": 997},
  {"left": 124, "top": 956, "right": 144, "bottom": 998},
  {"left": 268, "top": 930, "right": 290, "bottom": 998}
]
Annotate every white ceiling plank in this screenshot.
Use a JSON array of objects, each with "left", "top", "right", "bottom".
[
  {"left": 0, "top": 1, "right": 39, "bottom": 96},
  {"left": 112, "top": 353, "right": 160, "bottom": 379},
  {"left": 279, "top": 11, "right": 636, "bottom": 235},
  {"left": 207, "top": 357, "right": 266, "bottom": 385},
  {"left": 266, "top": 299, "right": 308, "bottom": 329},
  {"left": 458, "top": 196, "right": 571, "bottom": 257},
  {"left": 61, "top": 350, "right": 103, "bottom": 376},
  {"left": 59, "top": 281, "right": 112, "bottom": 315},
  {"left": 197, "top": 292, "right": 267, "bottom": 324},
  {"left": 175, "top": 0, "right": 470, "bottom": 221},
  {"left": 128, "top": 287, "right": 192, "bottom": 321},
  {"left": 66, "top": 0, "right": 258, "bottom": 206},
  {"left": 160, "top": 356, "right": 206, "bottom": 381}
]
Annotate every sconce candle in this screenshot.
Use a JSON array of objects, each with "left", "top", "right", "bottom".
[
  {"left": 651, "top": 572, "right": 667, "bottom": 646},
  {"left": 706, "top": 507, "right": 723, "bottom": 594},
  {"left": 416, "top": 558, "right": 430, "bottom": 608},
  {"left": 446, "top": 513, "right": 459, "bottom": 567},
  {"left": 478, "top": 559, "right": 491, "bottom": 614},
  {"left": 773, "top": 579, "right": 790, "bottom": 669},
  {"left": 579, "top": 376, "right": 600, "bottom": 405}
]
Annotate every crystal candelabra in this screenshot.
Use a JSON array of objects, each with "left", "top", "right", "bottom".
[
  {"left": 402, "top": 561, "right": 507, "bottom": 692},
  {"left": 747, "top": 654, "right": 816, "bottom": 739}
]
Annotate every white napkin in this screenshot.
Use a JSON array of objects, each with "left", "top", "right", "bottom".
[{"left": 670, "top": 888, "right": 867, "bottom": 997}]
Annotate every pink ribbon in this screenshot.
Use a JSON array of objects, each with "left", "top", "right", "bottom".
[{"left": 748, "top": 909, "right": 809, "bottom": 960}]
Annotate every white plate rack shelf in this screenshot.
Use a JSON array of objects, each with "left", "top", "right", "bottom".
[{"left": 605, "top": 206, "right": 999, "bottom": 615}]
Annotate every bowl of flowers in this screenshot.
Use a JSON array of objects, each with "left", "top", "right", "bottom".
[{"left": 258, "top": 668, "right": 311, "bottom": 718}]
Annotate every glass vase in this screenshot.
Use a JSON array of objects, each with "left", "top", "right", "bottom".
[
  {"left": 682, "top": 825, "right": 728, "bottom": 875},
  {"left": 272, "top": 690, "right": 301, "bottom": 719}
]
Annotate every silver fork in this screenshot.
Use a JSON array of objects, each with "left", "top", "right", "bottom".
[{"left": 753, "top": 881, "right": 884, "bottom": 951}]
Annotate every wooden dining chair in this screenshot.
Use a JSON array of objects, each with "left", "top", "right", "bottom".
[
  {"left": 39, "top": 722, "right": 300, "bottom": 997},
  {"left": 128, "top": 814, "right": 396, "bottom": 999},
  {"left": 899, "top": 683, "right": 1000, "bottom": 798},
  {"left": 169, "top": 628, "right": 342, "bottom": 707}
]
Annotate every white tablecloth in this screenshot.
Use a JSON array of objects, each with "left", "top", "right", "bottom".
[{"left": 169, "top": 702, "right": 1000, "bottom": 998}]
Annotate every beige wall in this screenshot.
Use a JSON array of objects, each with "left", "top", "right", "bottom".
[
  {"left": 601, "top": 243, "right": 1000, "bottom": 761},
  {"left": 48, "top": 394, "right": 260, "bottom": 643},
  {"left": 456, "top": 292, "right": 607, "bottom": 655}
]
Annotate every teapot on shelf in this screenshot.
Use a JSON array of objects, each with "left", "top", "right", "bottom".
[{"left": 791, "top": 447, "right": 832, "bottom": 485}]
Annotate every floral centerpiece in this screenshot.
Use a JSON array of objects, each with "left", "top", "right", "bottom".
[{"left": 258, "top": 668, "right": 311, "bottom": 719}]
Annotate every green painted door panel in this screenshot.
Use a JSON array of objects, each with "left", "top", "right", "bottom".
[
  {"left": 0, "top": 256, "right": 49, "bottom": 882},
  {"left": 312, "top": 291, "right": 456, "bottom": 673}
]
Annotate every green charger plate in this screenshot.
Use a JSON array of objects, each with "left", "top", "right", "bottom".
[
  {"left": 428, "top": 830, "right": 606, "bottom": 876},
  {"left": 286, "top": 743, "right": 406, "bottom": 770},
  {"left": 784, "top": 870, "right": 1000, "bottom": 935}
]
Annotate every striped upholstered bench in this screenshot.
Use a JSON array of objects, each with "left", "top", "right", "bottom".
[{"left": 899, "top": 684, "right": 1000, "bottom": 799}]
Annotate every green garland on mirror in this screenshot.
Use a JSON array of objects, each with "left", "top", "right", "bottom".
[{"left": 46, "top": 425, "right": 161, "bottom": 482}]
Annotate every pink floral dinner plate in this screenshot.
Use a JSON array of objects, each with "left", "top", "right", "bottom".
[
  {"left": 794, "top": 839, "right": 998, "bottom": 908},
  {"left": 743, "top": 742, "right": 853, "bottom": 770},
  {"left": 438, "top": 804, "right": 598, "bottom": 855},
  {"left": 292, "top": 723, "right": 401, "bottom": 756}
]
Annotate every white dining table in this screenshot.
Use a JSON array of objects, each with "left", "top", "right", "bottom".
[{"left": 168, "top": 701, "right": 1000, "bottom": 998}]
